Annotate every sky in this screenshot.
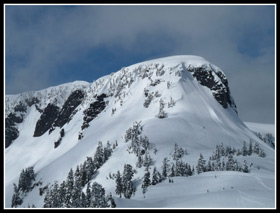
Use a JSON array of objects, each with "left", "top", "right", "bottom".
[{"left": 4, "top": 4, "right": 275, "bottom": 124}]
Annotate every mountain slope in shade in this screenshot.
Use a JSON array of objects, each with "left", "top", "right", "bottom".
[{"left": 5, "top": 55, "right": 275, "bottom": 208}]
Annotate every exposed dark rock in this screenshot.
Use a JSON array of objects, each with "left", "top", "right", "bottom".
[
  {"left": 25, "top": 97, "right": 39, "bottom": 107},
  {"left": 5, "top": 102, "right": 28, "bottom": 148},
  {"left": 53, "top": 90, "right": 85, "bottom": 128},
  {"left": 34, "top": 90, "right": 85, "bottom": 137},
  {"left": 188, "top": 65, "right": 237, "bottom": 112},
  {"left": 54, "top": 128, "right": 65, "bottom": 148},
  {"left": 54, "top": 137, "right": 62, "bottom": 149},
  {"left": 81, "top": 93, "right": 107, "bottom": 130},
  {"left": 48, "top": 126, "right": 55, "bottom": 135},
  {"left": 5, "top": 123, "right": 19, "bottom": 148},
  {"left": 150, "top": 79, "right": 161, "bottom": 87},
  {"left": 35, "top": 104, "right": 43, "bottom": 113},
  {"left": 6, "top": 113, "right": 24, "bottom": 125},
  {"left": 60, "top": 128, "right": 65, "bottom": 138},
  {"left": 33, "top": 104, "right": 60, "bottom": 137},
  {"left": 78, "top": 132, "right": 84, "bottom": 140},
  {"left": 14, "top": 102, "right": 27, "bottom": 113}
]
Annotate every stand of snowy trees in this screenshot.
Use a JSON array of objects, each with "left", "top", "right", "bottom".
[
  {"left": 43, "top": 140, "right": 116, "bottom": 208},
  {"left": 11, "top": 126, "right": 268, "bottom": 208},
  {"left": 11, "top": 167, "right": 36, "bottom": 208},
  {"left": 11, "top": 140, "right": 116, "bottom": 208},
  {"left": 125, "top": 121, "right": 153, "bottom": 169},
  {"left": 255, "top": 132, "right": 275, "bottom": 149},
  {"left": 137, "top": 140, "right": 266, "bottom": 196},
  {"left": 43, "top": 177, "right": 115, "bottom": 208},
  {"left": 114, "top": 164, "right": 136, "bottom": 199},
  {"left": 196, "top": 141, "right": 266, "bottom": 174}
]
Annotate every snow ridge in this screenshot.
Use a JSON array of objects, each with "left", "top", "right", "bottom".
[{"left": 5, "top": 55, "right": 275, "bottom": 208}]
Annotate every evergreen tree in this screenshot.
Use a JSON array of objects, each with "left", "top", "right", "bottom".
[
  {"left": 72, "top": 171, "right": 83, "bottom": 208},
  {"left": 221, "top": 159, "right": 225, "bottom": 171},
  {"left": 226, "top": 154, "right": 235, "bottom": 171},
  {"left": 248, "top": 140, "right": 253, "bottom": 156},
  {"left": 11, "top": 183, "right": 22, "bottom": 208},
  {"left": 215, "top": 158, "right": 221, "bottom": 171},
  {"left": 122, "top": 164, "right": 135, "bottom": 199},
  {"left": 254, "top": 143, "right": 260, "bottom": 154},
  {"left": 265, "top": 133, "right": 274, "bottom": 148},
  {"left": 143, "top": 94, "right": 153, "bottom": 108},
  {"left": 58, "top": 181, "right": 67, "bottom": 206},
  {"left": 50, "top": 181, "right": 61, "bottom": 208},
  {"left": 196, "top": 153, "right": 206, "bottom": 174},
  {"left": 172, "top": 143, "right": 179, "bottom": 160},
  {"left": 161, "top": 157, "right": 170, "bottom": 178},
  {"left": 192, "top": 166, "right": 195, "bottom": 174},
  {"left": 115, "top": 170, "right": 123, "bottom": 198},
  {"left": 43, "top": 189, "right": 52, "bottom": 208},
  {"left": 158, "top": 99, "right": 166, "bottom": 118},
  {"left": 152, "top": 167, "right": 162, "bottom": 185},
  {"left": 123, "top": 180, "right": 135, "bottom": 199},
  {"left": 142, "top": 170, "right": 151, "bottom": 196},
  {"left": 94, "top": 141, "right": 105, "bottom": 169},
  {"left": 74, "top": 165, "right": 82, "bottom": 188},
  {"left": 242, "top": 141, "right": 248, "bottom": 156},
  {"left": 90, "top": 182, "right": 109, "bottom": 208},
  {"left": 187, "top": 164, "right": 193, "bottom": 176},
  {"left": 168, "top": 97, "right": 176, "bottom": 108},
  {"left": 85, "top": 182, "right": 92, "bottom": 207},
  {"left": 18, "top": 166, "right": 35, "bottom": 193},
  {"left": 215, "top": 145, "right": 221, "bottom": 160},
  {"left": 18, "top": 169, "right": 26, "bottom": 191},
  {"left": 84, "top": 157, "right": 95, "bottom": 183},
  {"left": 136, "top": 155, "right": 143, "bottom": 168},
  {"left": 140, "top": 135, "right": 150, "bottom": 151},
  {"left": 65, "top": 168, "right": 74, "bottom": 207},
  {"left": 220, "top": 143, "right": 225, "bottom": 156},
  {"left": 104, "top": 141, "right": 112, "bottom": 162},
  {"left": 170, "top": 163, "right": 176, "bottom": 177},
  {"left": 80, "top": 163, "right": 87, "bottom": 187},
  {"left": 143, "top": 152, "right": 152, "bottom": 168},
  {"left": 243, "top": 160, "right": 249, "bottom": 173},
  {"left": 206, "top": 159, "right": 212, "bottom": 172},
  {"left": 107, "top": 193, "right": 116, "bottom": 208},
  {"left": 175, "top": 160, "right": 186, "bottom": 176},
  {"left": 80, "top": 192, "right": 87, "bottom": 208},
  {"left": 259, "top": 149, "right": 266, "bottom": 158}
]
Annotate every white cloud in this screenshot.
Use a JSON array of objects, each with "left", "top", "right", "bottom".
[{"left": 5, "top": 5, "right": 275, "bottom": 123}]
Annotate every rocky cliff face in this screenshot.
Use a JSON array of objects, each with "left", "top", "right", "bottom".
[
  {"left": 5, "top": 55, "right": 238, "bottom": 148},
  {"left": 187, "top": 64, "right": 237, "bottom": 113}
]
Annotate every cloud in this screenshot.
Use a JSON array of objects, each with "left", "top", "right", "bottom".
[{"left": 5, "top": 5, "right": 275, "bottom": 123}]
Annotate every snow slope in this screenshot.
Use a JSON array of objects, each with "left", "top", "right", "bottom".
[
  {"left": 4, "top": 55, "right": 275, "bottom": 208},
  {"left": 245, "top": 122, "right": 275, "bottom": 138}
]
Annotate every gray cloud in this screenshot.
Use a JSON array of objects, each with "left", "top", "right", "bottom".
[{"left": 5, "top": 5, "right": 275, "bottom": 123}]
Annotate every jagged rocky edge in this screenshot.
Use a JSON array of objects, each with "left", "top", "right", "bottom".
[
  {"left": 5, "top": 82, "right": 90, "bottom": 148},
  {"left": 187, "top": 64, "right": 237, "bottom": 113},
  {"left": 5, "top": 59, "right": 237, "bottom": 148}
]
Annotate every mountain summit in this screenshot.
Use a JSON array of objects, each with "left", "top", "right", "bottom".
[{"left": 5, "top": 55, "right": 274, "bottom": 208}]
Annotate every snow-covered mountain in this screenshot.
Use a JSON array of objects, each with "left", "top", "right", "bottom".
[{"left": 5, "top": 55, "right": 275, "bottom": 208}]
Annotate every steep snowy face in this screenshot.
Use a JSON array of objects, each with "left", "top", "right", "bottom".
[
  {"left": 5, "top": 55, "right": 275, "bottom": 208},
  {"left": 5, "top": 81, "right": 90, "bottom": 147},
  {"left": 111, "top": 55, "right": 237, "bottom": 111},
  {"left": 5, "top": 55, "right": 237, "bottom": 148}
]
